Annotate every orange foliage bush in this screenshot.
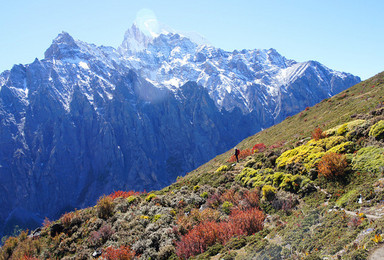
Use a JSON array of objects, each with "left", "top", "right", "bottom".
[
  {"left": 97, "top": 195, "right": 115, "bottom": 219},
  {"left": 103, "top": 245, "right": 135, "bottom": 260},
  {"left": 177, "top": 208, "right": 221, "bottom": 235},
  {"left": 241, "top": 189, "right": 260, "bottom": 209},
  {"left": 220, "top": 189, "right": 241, "bottom": 205},
  {"left": 108, "top": 190, "right": 141, "bottom": 200},
  {"left": 228, "top": 149, "right": 251, "bottom": 162},
  {"left": 311, "top": 127, "right": 327, "bottom": 141},
  {"left": 318, "top": 152, "right": 348, "bottom": 179},
  {"left": 61, "top": 212, "right": 74, "bottom": 228}
]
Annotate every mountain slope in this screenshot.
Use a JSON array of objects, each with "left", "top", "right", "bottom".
[
  {"left": 1, "top": 72, "right": 383, "bottom": 260},
  {"left": 0, "top": 25, "right": 360, "bottom": 237}
]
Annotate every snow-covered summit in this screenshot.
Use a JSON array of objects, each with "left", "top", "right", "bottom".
[
  {"left": 26, "top": 23, "right": 361, "bottom": 115},
  {"left": 119, "top": 23, "right": 153, "bottom": 54},
  {"left": 113, "top": 23, "right": 360, "bottom": 113}
]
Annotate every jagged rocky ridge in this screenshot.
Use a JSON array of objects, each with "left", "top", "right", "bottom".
[{"left": 0, "top": 24, "right": 360, "bottom": 236}]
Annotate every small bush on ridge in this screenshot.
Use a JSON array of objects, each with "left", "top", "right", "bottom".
[
  {"left": 311, "top": 127, "right": 327, "bottom": 141},
  {"left": 97, "top": 195, "right": 115, "bottom": 219},
  {"left": 318, "top": 152, "right": 348, "bottom": 180}
]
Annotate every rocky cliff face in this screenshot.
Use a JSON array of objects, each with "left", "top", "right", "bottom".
[{"left": 0, "top": 26, "right": 360, "bottom": 236}]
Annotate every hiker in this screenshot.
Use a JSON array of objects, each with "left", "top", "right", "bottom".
[{"left": 234, "top": 148, "right": 240, "bottom": 163}]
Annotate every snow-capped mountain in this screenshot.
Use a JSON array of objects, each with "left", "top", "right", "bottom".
[
  {"left": 0, "top": 24, "right": 360, "bottom": 236},
  {"left": 119, "top": 23, "right": 358, "bottom": 117}
]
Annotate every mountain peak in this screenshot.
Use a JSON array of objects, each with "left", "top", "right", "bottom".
[
  {"left": 118, "top": 23, "right": 153, "bottom": 54},
  {"left": 53, "top": 31, "right": 76, "bottom": 45},
  {"left": 119, "top": 22, "right": 209, "bottom": 55},
  {"left": 44, "top": 31, "right": 79, "bottom": 60}
]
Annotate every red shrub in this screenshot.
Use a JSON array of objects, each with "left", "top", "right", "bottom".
[
  {"left": 251, "top": 143, "right": 266, "bottom": 153},
  {"left": 229, "top": 208, "right": 264, "bottom": 236},
  {"left": 103, "top": 245, "right": 135, "bottom": 260},
  {"left": 108, "top": 190, "right": 141, "bottom": 200},
  {"left": 305, "top": 107, "right": 310, "bottom": 111},
  {"left": 318, "top": 152, "right": 348, "bottom": 179},
  {"left": 228, "top": 155, "right": 236, "bottom": 163},
  {"left": 311, "top": 127, "right": 327, "bottom": 141},
  {"left": 176, "top": 221, "right": 233, "bottom": 259},
  {"left": 175, "top": 208, "right": 264, "bottom": 259}
]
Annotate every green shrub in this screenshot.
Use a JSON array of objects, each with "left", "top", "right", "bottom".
[
  {"left": 336, "top": 189, "right": 359, "bottom": 207},
  {"left": 235, "top": 167, "right": 258, "bottom": 183},
  {"left": 145, "top": 193, "right": 157, "bottom": 202},
  {"left": 309, "top": 136, "right": 346, "bottom": 150},
  {"left": 337, "top": 123, "right": 348, "bottom": 135},
  {"left": 279, "top": 174, "right": 309, "bottom": 193},
  {"left": 280, "top": 174, "right": 296, "bottom": 192},
  {"left": 327, "top": 120, "right": 367, "bottom": 137},
  {"left": 262, "top": 185, "right": 277, "bottom": 201},
  {"left": 152, "top": 214, "right": 162, "bottom": 222},
  {"left": 327, "top": 141, "right": 355, "bottom": 154},
  {"left": 127, "top": 195, "right": 137, "bottom": 204},
  {"left": 215, "top": 165, "right": 229, "bottom": 173},
  {"left": 276, "top": 144, "right": 324, "bottom": 171},
  {"left": 200, "top": 192, "right": 208, "bottom": 198},
  {"left": 244, "top": 159, "right": 257, "bottom": 168},
  {"left": 193, "top": 185, "right": 200, "bottom": 192},
  {"left": 221, "top": 201, "right": 233, "bottom": 214},
  {"left": 272, "top": 172, "right": 285, "bottom": 186},
  {"left": 245, "top": 169, "right": 274, "bottom": 188},
  {"left": 369, "top": 120, "right": 384, "bottom": 140},
  {"left": 352, "top": 146, "right": 384, "bottom": 174}
]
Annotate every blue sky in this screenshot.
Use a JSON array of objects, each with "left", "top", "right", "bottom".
[{"left": 0, "top": 0, "right": 383, "bottom": 80}]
